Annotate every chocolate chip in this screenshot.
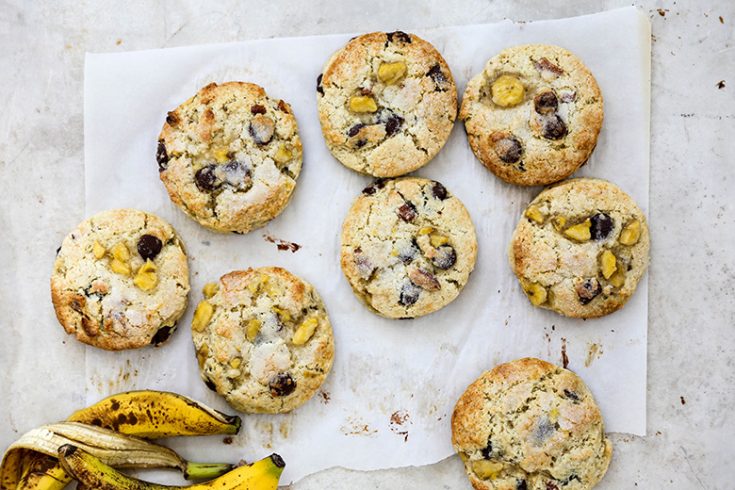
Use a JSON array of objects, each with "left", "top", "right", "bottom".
[
  {"left": 576, "top": 278, "right": 601, "bottom": 304},
  {"left": 492, "top": 135, "right": 523, "bottom": 164},
  {"left": 384, "top": 114, "right": 404, "bottom": 136},
  {"left": 137, "top": 234, "right": 162, "bottom": 261},
  {"left": 398, "top": 282, "right": 421, "bottom": 306},
  {"left": 56, "top": 246, "right": 61, "bottom": 256},
  {"left": 221, "top": 160, "right": 252, "bottom": 190},
  {"left": 250, "top": 104, "right": 266, "bottom": 114},
  {"left": 396, "top": 202, "right": 418, "bottom": 222},
  {"left": 427, "top": 64, "right": 447, "bottom": 85},
  {"left": 408, "top": 267, "right": 441, "bottom": 291},
  {"left": 398, "top": 240, "right": 419, "bottom": 264},
  {"left": 269, "top": 372, "right": 296, "bottom": 397},
  {"left": 249, "top": 115, "right": 275, "bottom": 145},
  {"left": 150, "top": 326, "right": 173, "bottom": 346},
  {"left": 347, "top": 123, "right": 365, "bottom": 137},
  {"left": 316, "top": 73, "right": 324, "bottom": 95},
  {"left": 481, "top": 438, "right": 493, "bottom": 458},
  {"left": 517, "top": 480, "right": 528, "bottom": 490},
  {"left": 195, "top": 165, "right": 219, "bottom": 192},
  {"left": 534, "top": 90, "right": 558, "bottom": 115},
  {"left": 165, "top": 112, "right": 179, "bottom": 125},
  {"left": 542, "top": 115, "right": 567, "bottom": 140},
  {"left": 431, "top": 181, "right": 448, "bottom": 200},
  {"left": 560, "top": 90, "right": 577, "bottom": 103},
  {"left": 432, "top": 245, "right": 457, "bottom": 270},
  {"left": 355, "top": 139, "right": 367, "bottom": 148},
  {"left": 590, "top": 213, "right": 614, "bottom": 240},
  {"left": 204, "top": 378, "right": 217, "bottom": 392},
  {"left": 386, "top": 31, "right": 412, "bottom": 45},
  {"left": 534, "top": 57, "right": 564, "bottom": 76},
  {"left": 362, "top": 179, "right": 387, "bottom": 195},
  {"left": 563, "top": 389, "right": 580, "bottom": 401},
  {"left": 561, "top": 474, "right": 581, "bottom": 485},
  {"left": 545, "top": 483, "right": 559, "bottom": 490},
  {"left": 156, "top": 140, "right": 169, "bottom": 172}
]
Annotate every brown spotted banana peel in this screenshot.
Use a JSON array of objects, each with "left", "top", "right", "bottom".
[
  {"left": 58, "top": 445, "right": 285, "bottom": 490},
  {"left": 2, "top": 390, "right": 242, "bottom": 490},
  {"left": 1, "top": 423, "right": 232, "bottom": 490}
]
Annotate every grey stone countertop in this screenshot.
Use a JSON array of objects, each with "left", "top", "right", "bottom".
[{"left": 1, "top": 1, "right": 733, "bottom": 488}]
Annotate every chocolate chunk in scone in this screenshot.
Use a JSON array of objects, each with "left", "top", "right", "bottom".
[
  {"left": 191, "top": 267, "right": 334, "bottom": 414},
  {"left": 509, "top": 178, "right": 649, "bottom": 318},
  {"left": 51, "top": 209, "right": 190, "bottom": 350},
  {"left": 452, "top": 358, "right": 613, "bottom": 490},
  {"left": 460, "top": 44, "right": 603, "bottom": 186},
  {"left": 158, "top": 82, "right": 302, "bottom": 233},
  {"left": 317, "top": 32, "right": 457, "bottom": 177},
  {"left": 340, "top": 178, "right": 477, "bottom": 319}
]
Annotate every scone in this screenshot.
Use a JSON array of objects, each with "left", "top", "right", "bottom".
[
  {"left": 452, "top": 358, "right": 612, "bottom": 490},
  {"left": 51, "top": 209, "right": 190, "bottom": 350},
  {"left": 191, "top": 267, "right": 334, "bottom": 414},
  {"left": 509, "top": 178, "right": 649, "bottom": 318},
  {"left": 340, "top": 178, "right": 477, "bottom": 318},
  {"left": 317, "top": 31, "right": 457, "bottom": 177},
  {"left": 460, "top": 44, "right": 603, "bottom": 186},
  {"left": 157, "top": 81, "right": 302, "bottom": 233}
]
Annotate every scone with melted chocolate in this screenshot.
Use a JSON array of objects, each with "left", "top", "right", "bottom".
[
  {"left": 157, "top": 81, "right": 302, "bottom": 233},
  {"left": 461, "top": 44, "right": 603, "bottom": 186},
  {"left": 452, "top": 358, "right": 612, "bottom": 490},
  {"left": 51, "top": 209, "right": 189, "bottom": 350},
  {"left": 340, "top": 177, "right": 477, "bottom": 318},
  {"left": 510, "top": 178, "right": 649, "bottom": 318},
  {"left": 317, "top": 31, "right": 457, "bottom": 177},
  {"left": 191, "top": 267, "right": 334, "bottom": 413}
]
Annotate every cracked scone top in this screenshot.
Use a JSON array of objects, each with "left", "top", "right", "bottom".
[
  {"left": 460, "top": 44, "right": 603, "bottom": 186},
  {"left": 452, "top": 358, "right": 612, "bottom": 490},
  {"left": 157, "top": 81, "right": 302, "bottom": 233},
  {"left": 340, "top": 177, "right": 477, "bottom": 318},
  {"left": 317, "top": 31, "right": 457, "bottom": 177},
  {"left": 510, "top": 178, "right": 649, "bottom": 318},
  {"left": 51, "top": 209, "right": 190, "bottom": 350},
  {"left": 191, "top": 267, "right": 334, "bottom": 414}
]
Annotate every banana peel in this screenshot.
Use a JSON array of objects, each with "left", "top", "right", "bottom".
[
  {"left": 1, "top": 391, "right": 242, "bottom": 490},
  {"left": 59, "top": 445, "right": 285, "bottom": 490}
]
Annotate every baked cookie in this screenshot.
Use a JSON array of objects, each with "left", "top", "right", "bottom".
[
  {"left": 317, "top": 31, "right": 457, "bottom": 177},
  {"left": 460, "top": 44, "right": 603, "bottom": 186},
  {"left": 51, "top": 209, "right": 190, "bottom": 350},
  {"left": 191, "top": 267, "right": 334, "bottom": 414},
  {"left": 452, "top": 358, "right": 612, "bottom": 490},
  {"left": 157, "top": 81, "right": 302, "bottom": 233},
  {"left": 340, "top": 177, "right": 477, "bottom": 318},
  {"left": 509, "top": 178, "right": 649, "bottom": 318}
]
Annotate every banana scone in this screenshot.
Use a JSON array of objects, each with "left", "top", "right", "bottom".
[
  {"left": 157, "top": 81, "right": 302, "bottom": 233},
  {"left": 317, "top": 31, "right": 457, "bottom": 177},
  {"left": 340, "top": 177, "right": 477, "bottom": 319},
  {"left": 510, "top": 178, "right": 649, "bottom": 318},
  {"left": 452, "top": 358, "right": 612, "bottom": 490},
  {"left": 191, "top": 267, "right": 334, "bottom": 414},
  {"left": 51, "top": 209, "right": 190, "bottom": 350},
  {"left": 460, "top": 44, "right": 603, "bottom": 186}
]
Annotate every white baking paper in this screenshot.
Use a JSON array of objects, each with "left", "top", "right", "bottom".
[{"left": 83, "top": 7, "right": 650, "bottom": 484}]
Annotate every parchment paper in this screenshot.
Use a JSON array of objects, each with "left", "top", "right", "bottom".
[{"left": 84, "top": 7, "right": 650, "bottom": 483}]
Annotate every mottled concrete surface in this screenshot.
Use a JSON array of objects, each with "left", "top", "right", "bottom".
[{"left": 0, "top": 1, "right": 733, "bottom": 488}]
